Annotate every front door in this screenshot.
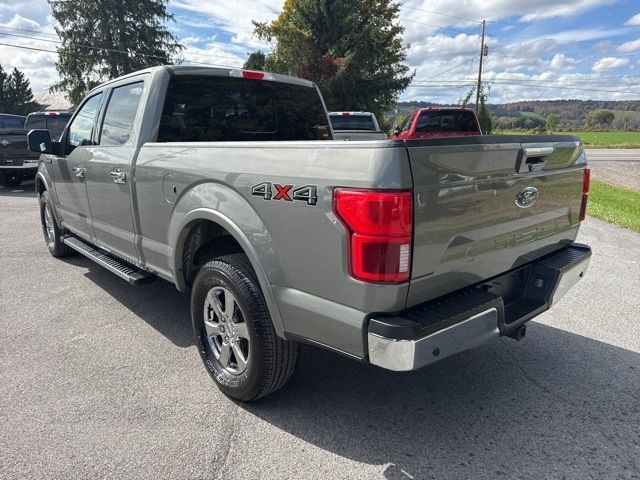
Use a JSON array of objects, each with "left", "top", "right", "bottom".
[
  {"left": 85, "top": 81, "right": 144, "bottom": 262},
  {"left": 51, "top": 93, "right": 103, "bottom": 240}
]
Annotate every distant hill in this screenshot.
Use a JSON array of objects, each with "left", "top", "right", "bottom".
[{"left": 391, "top": 100, "right": 640, "bottom": 130}]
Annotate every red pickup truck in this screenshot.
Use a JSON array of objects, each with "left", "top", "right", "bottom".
[{"left": 391, "top": 107, "right": 481, "bottom": 140}]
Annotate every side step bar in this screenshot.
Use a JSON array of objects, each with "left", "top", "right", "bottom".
[{"left": 62, "top": 236, "right": 153, "bottom": 286}]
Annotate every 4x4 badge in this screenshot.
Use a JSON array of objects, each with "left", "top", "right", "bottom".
[{"left": 251, "top": 182, "right": 318, "bottom": 206}]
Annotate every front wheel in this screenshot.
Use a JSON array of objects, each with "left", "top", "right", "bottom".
[
  {"left": 191, "top": 254, "right": 298, "bottom": 401},
  {"left": 39, "top": 191, "right": 74, "bottom": 257}
]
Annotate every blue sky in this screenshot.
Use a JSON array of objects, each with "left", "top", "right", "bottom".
[{"left": 1, "top": 0, "right": 639, "bottom": 103}]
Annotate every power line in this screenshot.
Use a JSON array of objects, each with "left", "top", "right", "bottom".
[
  {"left": 0, "top": 40, "right": 243, "bottom": 69},
  {"left": 399, "top": 18, "right": 473, "bottom": 35},
  {"left": 0, "top": 28, "right": 247, "bottom": 62},
  {"left": 410, "top": 79, "right": 640, "bottom": 95},
  {"left": 420, "top": 57, "right": 477, "bottom": 80},
  {"left": 399, "top": 4, "right": 484, "bottom": 24}
]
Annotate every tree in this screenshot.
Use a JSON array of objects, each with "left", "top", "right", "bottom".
[
  {"left": 244, "top": 51, "right": 267, "bottom": 70},
  {"left": 587, "top": 109, "right": 615, "bottom": 129},
  {"left": 253, "top": 0, "right": 413, "bottom": 123},
  {"left": 49, "top": 0, "right": 182, "bottom": 105},
  {"left": 0, "top": 64, "right": 39, "bottom": 115},
  {"left": 460, "top": 85, "right": 493, "bottom": 134},
  {"left": 546, "top": 113, "right": 560, "bottom": 133}
]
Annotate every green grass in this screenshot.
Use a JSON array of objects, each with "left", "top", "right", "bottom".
[
  {"left": 562, "top": 131, "right": 640, "bottom": 149},
  {"left": 588, "top": 180, "right": 640, "bottom": 232},
  {"left": 501, "top": 130, "right": 640, "bottom": 148}
]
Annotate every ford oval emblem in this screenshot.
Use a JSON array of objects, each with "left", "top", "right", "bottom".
[{"left": 515, "top": 187, "right": 538, "bottom": 208}]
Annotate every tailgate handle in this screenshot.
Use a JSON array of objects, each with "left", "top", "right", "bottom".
[{"left": 521, "top": 146, "right": 553, "bottom": 172}]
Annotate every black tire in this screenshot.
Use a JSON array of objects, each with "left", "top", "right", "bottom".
[
  {"left": 191, "top": 253, "right": 298, "bottom": 401},
  {"left": 1, "top": 170, "right": 23, "bottom": 188},
  {"left": 39, "top": 190, "right": 74, "bottom": 257}
]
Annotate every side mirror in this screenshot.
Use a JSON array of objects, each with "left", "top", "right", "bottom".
[
  {"left": 393, "top": 125, "right": 401, "bottom": 136},
  {"left": 27, "top": 129, "right": 62, "bottom": 156}
]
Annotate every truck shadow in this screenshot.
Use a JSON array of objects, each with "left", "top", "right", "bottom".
[
  {"left": 63, "top": 256, "right": 193, "bottom": 348},
  {"left": 244, "top": 324, "right": 640, "bottom": 479},
  {"left": 0, "top": 179, "right": 36, "bottom": 197}
]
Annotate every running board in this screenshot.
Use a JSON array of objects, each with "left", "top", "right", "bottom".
[{"left": 62, "top": 236, "right": 152, "bottom": 286}]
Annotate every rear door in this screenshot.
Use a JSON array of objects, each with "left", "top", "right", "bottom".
[
  {"left": 51, "top": 93, "right": 104, "bottom": 239},
  {"left": 405, "top": 136, "right": 585, "bottom": 307},
  {"left": 85, "top": 80, "right": 145, "bottom": 262}
]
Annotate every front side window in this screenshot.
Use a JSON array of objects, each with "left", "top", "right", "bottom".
[
  {"left": 100, "top": 82, "right": 144, "bottom": 146},
  {"left": 68, "top": 93, "right": 103, "bottom": 149},
  {"left": 157, "top": 75, "right": 330, "bottom": 142},
  {"left": 399, "top": 113, "right": 414, "bottom": 132}
]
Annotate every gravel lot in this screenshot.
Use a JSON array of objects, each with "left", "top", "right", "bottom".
[
  {"left": 585, "top": 149, "right": 640, "bottom": 191},
  {"left": 1, "top": 181, "right": 639, "bottom": 480}
]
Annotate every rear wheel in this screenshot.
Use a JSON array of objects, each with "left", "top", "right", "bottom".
[
  {"left": 39, "top": 191, "right": 74, "bottom": 257},
  {"left": 191, "top": 253, "right": 298, "bottom": 401},
  {"left": 1, "top": 170, "right": 23, "bottom": 188}
]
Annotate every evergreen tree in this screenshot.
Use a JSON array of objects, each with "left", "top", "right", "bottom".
[
  {"left": 253, "top": 0, "right": 414, "bottom": 123},
  {"left": 0, "top": 64, "right": 39, "bottom": 116},
  {"left": 243, "top": 51, "right": 267, "bottom": 71},
  {"left": 49, "top": 0, "right": 182, "bottom": 104}
]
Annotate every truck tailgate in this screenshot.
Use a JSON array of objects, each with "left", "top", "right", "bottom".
[
  {"left": 0, "top": 129, "right": 36, "bottom": 164},
  {"left": 405, "top": 135, "right": 586, "bottom": 307}
]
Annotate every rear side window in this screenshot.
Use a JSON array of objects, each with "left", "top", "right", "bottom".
[
  {"left": 1, "top": 116, "right": 25, "bottom": 129},
  {"left": 399, "top": 113, "right": 414, "bottom": 132},
  {"left": 157, "top": 75, "right": 331, "bottom": 142},
  {"left": 330, "top": 114, "right": 376, "bottom": 131},
  {"left": 100, "top": 82, "right": 144, "bottom": 146},
  {"left": 415, "top": 111, "right": 479, "bottom": 133},
  {"left": 68, "top": 93, "right": 103, "bottom": 148}
]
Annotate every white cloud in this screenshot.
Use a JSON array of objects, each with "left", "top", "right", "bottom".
[
  {"left": 592, "top": 56, "right": 630, "bottom": 72},
  {"left": 549, "top": 54, "right": 577, "bottom": 70},
  {"left": 617, "top": 38, "right": 640, "bottom": 53},
  {"left": 625, "top": 12, "right": 640, "bottom": 26}
]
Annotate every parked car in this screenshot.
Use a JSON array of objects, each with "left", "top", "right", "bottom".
[
  {"left": 24, "top": 111, "right": 73, "bottom": 141},
  {"left": 0, "top": 113, "right": 40, "bottom": 187},
  {"left": 28, "top": 66, "right": 591, "bottom": 401},
  {"left": 329, "top": 111, "right": 389, "bottom": 140},
  {"left": 391, "top": 107, "right": 481, "bottom": 139}
]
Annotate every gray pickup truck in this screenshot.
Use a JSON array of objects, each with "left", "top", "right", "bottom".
[{"left": 28, "top": 66, "right": 591, "bottom": 401}]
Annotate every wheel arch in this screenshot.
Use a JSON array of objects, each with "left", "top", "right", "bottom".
[{"left": 171, "top": 208, "right": 286, "bottom": 337}]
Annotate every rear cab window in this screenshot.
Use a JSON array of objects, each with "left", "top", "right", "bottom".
[
  {"left": 330, "top": 114, "right": 376, "bottom": 131},
  {"left": 25, "top": 114, "right": 72, "bottom": 132},
  {"left": 415, "top": 110, "right": 479, "bottom": 133},
  {"left": 0, "top": 116, "right": 25, "bottom": 129},
  {"left": 157, "top": 75, "right": 331, "bottom": 142}
]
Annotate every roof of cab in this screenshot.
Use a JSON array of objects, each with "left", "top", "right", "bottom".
[{"left": 86, "top": 65, "right": 316, "bottom": 96}]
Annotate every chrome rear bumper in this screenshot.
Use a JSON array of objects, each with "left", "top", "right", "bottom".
[{"left": 368, "top": 243, "right": 591, "bottom": 372}]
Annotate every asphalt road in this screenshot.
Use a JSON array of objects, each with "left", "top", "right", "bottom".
[
  {"left": 1, "top": 181, "right": 639, "bottom": 480},
  {"left": 585, "top": 149, "right": 640, "bottom": 162}
]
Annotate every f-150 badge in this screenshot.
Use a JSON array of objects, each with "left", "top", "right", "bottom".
[{"left": 251, "top": 182, "right": 318, "bottom": 206}]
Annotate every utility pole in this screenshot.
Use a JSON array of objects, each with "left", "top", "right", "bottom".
[{"left": 475, "top": 19, "right": 486, "bottom": 114}]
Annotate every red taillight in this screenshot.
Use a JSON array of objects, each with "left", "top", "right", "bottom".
[
  {"left": 333, "top": 188, "right": 412, "bottom": 283},
  {"left": 579, "top": 168, "right": 590, "bottom": 222}
]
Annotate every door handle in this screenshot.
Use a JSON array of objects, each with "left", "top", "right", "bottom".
[
  {"left": 109, "top": 169, "right": 127, "bottom": 184},
  {"left": 71, "top": 166, "right": 85, "bottom": 178}
]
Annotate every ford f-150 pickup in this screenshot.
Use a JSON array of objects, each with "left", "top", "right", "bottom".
[
  {"left": 0, "top": 113, "right": 40, "bottom": 187},
  {"left": 28, "top": 66, "right": 591, "bottom": 401}
]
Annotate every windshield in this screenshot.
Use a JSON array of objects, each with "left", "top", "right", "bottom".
[
  {"left": 415, "top": 111, "right": 479, "bottom": 133},
  {"left": 25, "top": 114, "right": 72, "bottom": 132},
  {"left": 330, "top": 114, "right": 376, "bottom": 131}
]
